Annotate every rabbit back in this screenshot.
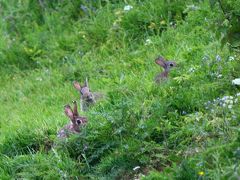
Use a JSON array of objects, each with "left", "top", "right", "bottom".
[
  {"left": 57, "top": 123, "right": 79, "bottom": 138},
  {"left": 155, "top": 71, "right": 168, "bottom": 83}
]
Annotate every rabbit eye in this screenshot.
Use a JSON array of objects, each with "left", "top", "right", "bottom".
[
  {"left": 76, "top": 119, "right": 81, "bottom": 125},
  {"left": 169, "top": 63, "right": 174, "bottom": 67}
]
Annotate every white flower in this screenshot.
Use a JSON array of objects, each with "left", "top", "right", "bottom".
[
  {"left": 229, "top": 56, "right": 235, "bottom": 61},
  {"left": 144, "top": 39, "right": 152, "bottom": 45},
  {"left": 182, "top": 111, "right": 187, "bottom": 115},
  {"left": 222, "top": 96, "right": 229, "bottom": 101},
  {"left": 202, "top": 55, "right": 209, "bottom": 61},
  {"left": 124, "top": 5, "right": 133, "bottom": 11},
  {"left": 188, "top": 67, "right": 196, "bottom": 73},
  {"left": 232, "top": 78, "right": 240, "bottom": 85},
  {"left": 36, "top": 77, "right": 42, "bottom": 81},
  {"left": 184, "top": 5, "right": 200, "bottom": 13},
  {"left": 225, "top": 99, "right": 232, "bottom": 104},
  {"left": 228, "top": 105, "right": 233, "bottom": 109},
  {"left": 133, "top": 166, "right": 140, "bottom": 171},
  {"left": 236, "top": 93, "right": 240, "bottom": 96},
  {"left": 216, "top": 55, "right": 221, "bottom": 61}
]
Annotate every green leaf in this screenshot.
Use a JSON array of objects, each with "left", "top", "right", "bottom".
[{"left": 209, "top": 0, "right": 217, "bottom": 9}]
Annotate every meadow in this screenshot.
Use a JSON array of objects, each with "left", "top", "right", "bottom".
[{"left": 0, "top": 0, "right": 240, "bottom": 179}]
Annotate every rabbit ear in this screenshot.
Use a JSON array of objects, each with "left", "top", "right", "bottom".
[
  {"left": 84, "top": 77, "right": 89, "bottom": 87},
  {"left": 155, "top": 57, "right": 167, "bottom": 68},
  {"left": 72, "top": 100, "right": 79, "bottom": 117},
  {"left": 73, "top": 81, "right": 81, "bottom": 91},
  {"left": 64, "top": 104, "right": 74, "bottom": 122}
]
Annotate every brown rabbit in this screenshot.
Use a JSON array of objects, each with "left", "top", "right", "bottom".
[
  {"left": 154, "top": 56, "right": 176, "bottom": 83},
  {"left": 57, "top": 101, "right": 87, "bottom": 138},
  {"left": 73, "top": 78, "right": 96, "bottom": 111}
]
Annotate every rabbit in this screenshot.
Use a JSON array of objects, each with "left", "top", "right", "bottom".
[
  {"left": 73, "top": 78, "right": 103, "bottom": 111},
  {"left": 57, "top": 101, "right": 87, "bottom": 138},
  {"left": 154, "top": 56, "right": 176, "bottom": 83}
]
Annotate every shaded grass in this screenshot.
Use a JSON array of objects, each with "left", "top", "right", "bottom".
[{"left": 0, "top": 0, "right": 240, "bottom": 179}]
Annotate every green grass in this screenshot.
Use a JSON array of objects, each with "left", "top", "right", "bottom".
[{"left": 0, "top": 0, "right": 240, "bottom": 179}]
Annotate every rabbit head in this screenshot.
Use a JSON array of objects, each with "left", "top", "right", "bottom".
[
  {"left": 155, "top": 56, "right": 176, "bottom": 72},
  {"left": 65, "top": 101, "right": 87, "bottom": 129},
  {"left": 155, "top": 56, "right": 176, "bottom": 83},
  {"left": 57, "top": 101, "right": 87, "bottom": 138},
  {"left": 73, "top": 78, "right": 95, "bottom": 103}
]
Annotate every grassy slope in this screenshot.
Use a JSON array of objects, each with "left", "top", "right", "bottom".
[{"left": 0, "top": 0, "right": 240, "bottom": 179}]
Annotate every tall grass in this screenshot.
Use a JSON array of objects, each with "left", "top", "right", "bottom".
[{"left": 0, "top": 0, "right": 239, "bottom": 179}]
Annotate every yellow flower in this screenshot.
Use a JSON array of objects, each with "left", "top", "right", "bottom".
[
  {"left": 115, "top": 10, "right": 123, "bottom": 16},
  {"left": 24, "top": 47, "right": 33, "bottom": 54},
  {"left": 198, "top": 171, "right": 204, "bottom": 176},
  {"left": 148, "top": 22, "right": 156, "bottom": 29},
  {"left": 160, "top": 20, "right": 166, "bottom": 25}
]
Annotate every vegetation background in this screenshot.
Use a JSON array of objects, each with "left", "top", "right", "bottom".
[{"left": 0, "top": 0, "right": 240, "bottom": 179}]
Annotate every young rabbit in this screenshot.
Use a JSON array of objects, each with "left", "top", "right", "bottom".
[
  {"left": 57, "top": 101, "right": 87, "bottom": 138},
  {"left": 73, "top": 78, "right": 96, "bottom": 111},
  {"left": 154, "top": 56, "right": 176, "bottom": 83}
]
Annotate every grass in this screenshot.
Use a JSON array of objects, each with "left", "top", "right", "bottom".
[{"left": 0, "top": 0, "right": 240, "bottom": 179}]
